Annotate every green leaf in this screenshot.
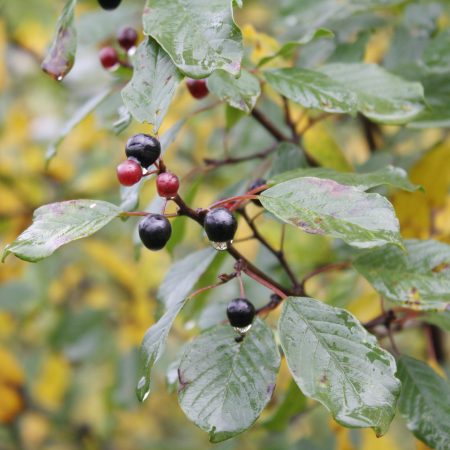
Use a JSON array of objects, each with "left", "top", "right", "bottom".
[
  {"left": 142, "top": 0, "right": 243, "bottom": 78},
  {"left": 320, "top": 63, "right": 425, "bottom": 124},
  {"left": 225, "top": 105, "right": 246, "bottom": 130},
  {"left": 279, "top": 297, "right": 400, "bottom": 436},
  {"left": 1, "top": 200, "right": 120, "bottom": 263},
  {"left": 265, "top": 68, "right": 357, "bottom": 114},
  {"left": 46, "top": 88, "right": 112, "bottom": 163},
  {"left": 260, "top": 177, "right": 402, "bottom": 249},
  {"left": 353, "top": 239, "right": 450, "bottom": 311},
  {"left": 423, "top": 29, "right": 450, "bottom": 73},
  {"left": 207, "top": 69, "right": 260, "bottom": 113},
  {"left": 122, "top": 37, "right": 183, "bottom": 132},
  {"left": 136, "top": 247, "right": 217, "bottom": 401},
  {"left": 41, "top": 0, "right": 77, "bottom": 81},
  {"left": 268, "top": 142, "right": 307, "bottom": 178},
  {"left": 263, "top": 380, "right": 308, "bottom": 432},
  {"left": 178, "top": 319, "right": 280, "bottom": 442},
  {"left": 158, "top": 247, "right": 217, "bottom": 308},
  {"left": 258, "top": 28, "right": 334, "bottom": 67},
  {"left": 270, "top": 166, "right": 420, "bottom": 192},
  {"left": 397, "top": 356, "right": 450, "bottom": 450}
]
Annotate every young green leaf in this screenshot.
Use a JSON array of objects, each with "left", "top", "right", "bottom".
[
  {"left": 178, "top": 319, "right": 280, "bottom": 442},
  {"left": 41, "top": 0, "right": 77, "bottom": 81},
  {"left": 1, "top": 200, "right": 120, "bottom": 263},
  {"left": 265, "top": 68, "right": 358, "bottom": 114},
  {"left": 207, "top": 69, "right": 261, "bottom": 113},
  {"left": 353, "top": 239, "right": 450, "bottom": 311},
  {"left": 122, "top": 37, "right": 183, "bottom": 133},
  {"left": 320, "top": 63, "right": 425, "bottom": 124},
  {"left": 47, "top": 88, "right": 112, "bottom": 163},
  {"left": 136, "top": 248, "right": 217, "bottom": 401},
  {"left": 142, "top": 0, "right": 243, "bottom": 78},
  {"left": 397, "top": 356, "right": 450, "bottom": 450},
  {"left": 278, "top": 297, "right": 400, "bottom": 436},
  {"left": 260, "top": 177, "right": 402, "bottom": 249},
  {"left": 158, "top": 247, "right": 217, "bottom": 308},
  {"left": 270, "top": 166, "right": 420, "bottom": 192}
]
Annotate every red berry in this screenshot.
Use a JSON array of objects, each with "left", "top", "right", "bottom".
[
  {"left": 99, "top": 46, "right": 119, "bottom": 70},
  {"left": 186, "top": 78, "right": 209, "bottom": 99},
  {"left": 156, "top": 172, "right": 180, "bottom": 198},
  {"left": 117, "top": 159, "right": 142, "bottom": 186},
  {"left": 117, "top": 27, "right": 138, "bottom": 51}
]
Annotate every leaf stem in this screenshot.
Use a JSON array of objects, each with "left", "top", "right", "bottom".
[{"left": 251, "top": 107, "right": 291, "bottom": 142}]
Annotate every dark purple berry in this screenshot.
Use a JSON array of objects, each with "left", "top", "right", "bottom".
[
  {"left": 203, "top": 208, "right": 237, "bottom": 243},
  {"left": 186, "top": 78, "right": 209, "bottom": 99},
  {"left": 117, "top": 27, "right": 138, "bottom": 51},
  {"left": 248, "top": 178, "right": 266, "bottom": 207},
  {"left": 138, "top": 214, "right": 172, "bottom": 251},
  {"left": 227, "top": 298, "right": 255, "bottom": 328},
  {"left": 98, "top": 0, "right": 121, "bottom": 10},
  {"left": 125, "top": 134, "right": 161, "bottom": 168}
]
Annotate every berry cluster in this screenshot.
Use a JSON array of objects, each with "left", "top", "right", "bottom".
[{"left": 99, "top": 26, "right": 138, "bottom": 71}]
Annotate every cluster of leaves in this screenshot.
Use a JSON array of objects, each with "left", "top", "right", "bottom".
[{"left": 1, "top": 0, "right": 450, "bottom": 449}]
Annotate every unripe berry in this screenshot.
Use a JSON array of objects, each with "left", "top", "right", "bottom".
[
  {"left": 99, "top": 47, "right": 119, "bottom": 70},
  {"left": 117, "top": 27, "right": 138, "bottom": 51},
  {"left": 227, "top": 298, "right": 255, "bottom": 328},
  {"left": 98, "top": 0, "right": 121, "bottom": 10},
  {"left": 116, "top": 159, "right": 142, "bottom": 186},
  {"left": 156, "top": 172, "right": 180, "bottom": 198},
  {"left": 186, "top": 78, "right": 209, "bottom": 99},
  {"left": 248, "top": 178, "right": 266, "bottom": 207},
  {"left": 138, "top": 214, "right": 172, "bottom": 251},
  {"left": 125, "top": 134, "right": 161, "bottom": 168},
  {"left": 203, "top": 208, "right": 237, "bottom": 243}
]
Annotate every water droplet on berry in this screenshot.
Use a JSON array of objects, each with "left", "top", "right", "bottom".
[
  {"left": 210, "top": 240, "right": 231, "bottom": 251},
  {"left": 234, "top": 324, "right": 252, "bottom": 335}
]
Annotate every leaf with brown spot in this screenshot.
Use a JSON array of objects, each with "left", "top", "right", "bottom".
[{"left": 41, "top": 0, "right": 77, "bottom": 81}]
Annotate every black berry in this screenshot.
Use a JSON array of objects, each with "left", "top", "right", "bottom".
[
  {"left": 203, "top": 208, "right": 237, "bottom": 243},
  {"left": 116, "top": 159, "right": 142, "bottom": 186},
  {"left": 138, "top": 214, "right": 172, "bottom": 251},
  {"left": 117, "top": 27, "right": 138, "bottom": 51},
  {"left": 125, "top": 134, "right": 161, "bottom": 168},
  {"left": 99, "top": 47, "right": 119, "bottom": 70},
  {"left": 156, "top": 172, "right": 180, "bottom": 198},
  {"left": 186, "top": 78, "right": 209, "bottom": 99},
  {"left": 248, "top": 178, "right": 266, "bottom": 207},
  {"left": 98, "top": 0, "right": 121, "bottom": 10},
  {"left": 227, "top": 298, "right": 255, "bottom": 328}
]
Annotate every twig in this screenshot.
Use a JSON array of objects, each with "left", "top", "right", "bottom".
[
  {"left": 251, "top": 107, "right": 291, "bottom": 142},
  {"left": 203, "top": 144, "right": 278, "bottom": 168},
  {"left": 238, "top": 207, "right": 300, "bottom": 289},
  {"left": 300, "top": 261, "right": 351, "bottom": 294},
  {"left": 282, "top": 97, "right": 299, "bottom": 143}
]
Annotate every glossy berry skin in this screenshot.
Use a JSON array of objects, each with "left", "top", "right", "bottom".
[
  {"left": 157, "top": 172, "right": 180, "bottom": 198},
  {"left": 203, "top": 208, "right": 237, "bottom": 243},
  {"left": 125, "top": 134, "right": 161, "bottom": 168},
  {"left": 117, "top": 27, "right": 138, "bottom": 51},
  {"left": 99, "top": 47, "right": 119, "bottom": 70},
  {"left": 138, "top": 214, "right": 172, "bottom": 251},
  {"left": 116, "top": 159, "right": 142, "bottom": 186},
  {"left": 98, "top": 0, "right": 121, "bottom": 10},
  {"left": 227, "top": 298, "right": 256, "bottom": 328},
  {"left": 186, "top": 78, "right": 209, "bottom": 99},
  {"left": 248, "top": 178, "right": 266, "bottom": 207}
]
